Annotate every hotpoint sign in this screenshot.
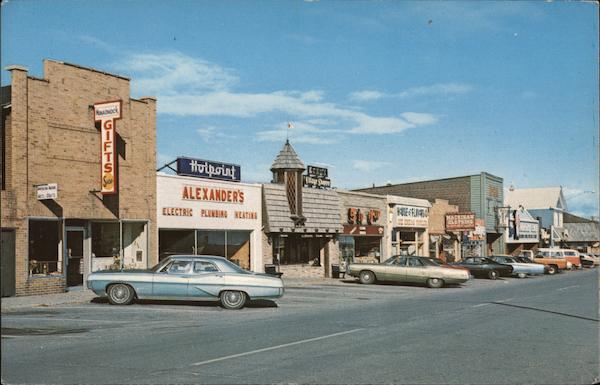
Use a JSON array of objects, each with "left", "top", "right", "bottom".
[{"left": 176, "top": 157, "right": 241, "bottom": 182}]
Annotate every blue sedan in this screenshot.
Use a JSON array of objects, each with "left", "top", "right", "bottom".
[{"left": 87, "top": 255, "right": 284, "bottom": 310}]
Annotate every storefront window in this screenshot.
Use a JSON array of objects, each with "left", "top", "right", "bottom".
[
  {"left": 355, "top": 237, "right": 381, "bottom": 261},
  {"left": 28, "top": 220, "right": 62, "bottom": 276},
  {"left": 91, "top": 222, "right": 120, "bottom": 271},
  {"left": 273, "top": 236, "right": 286, "bottom": 265},
  {"left": 159, "top": 230, "right": 195, "bottom": 260},
  {"left": 227, "top": 231, "right": 251, "bottom": 269},
  {"left": 197, "top": 230, "right": 226, "bottom": 257}
]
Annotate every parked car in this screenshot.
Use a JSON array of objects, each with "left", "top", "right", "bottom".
[
  {"left": 347, "top": 255, "right": 470, "bottom": 288},
  {"left": 450, "top": 257, "right": 513, "bottom": 280},
  {"left": 489, "top": 255, "right": 545, "bottom": 278},
  {"left": 537, "top": 248, "right": 581, "bottom": 270},
  {"left": 534, "top": 249, "right": 572, "bottom": 274},
  {"left": 579, "top": 253, "right": 596, "bottom": 268},
  {"left": 589, "top": 254, "right": 600, "bottom": 266},
  {"left": 561, "top": 249, "right": 583, "bottom": 269},
  {"left": 87, "top": 255, "right": 284, "bottom": 310}
]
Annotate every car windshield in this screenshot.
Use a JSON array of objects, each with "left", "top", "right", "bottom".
[{"left": 150, "top": 259, "right": 170, "bottom": 272}]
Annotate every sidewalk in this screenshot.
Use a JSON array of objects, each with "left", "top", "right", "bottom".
[
  {"left": 1, "top": 277, "right": 351, "bottom": 311},
  {"left": 1, "top": 289, "right": 97, "bottom": 312}
]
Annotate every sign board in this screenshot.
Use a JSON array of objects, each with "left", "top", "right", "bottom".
[
  {"left": 347, "top": 208, "right": 381, "bottom": 225},
  {"left": 394, "top": 205, "right": 429, "bottom": 228},
  {"left": 506, "top": 209, "right": 539, "bottom": 243},
  {"left": 94, "top": 100, "right": 122, "bottom": 195},
  {"left": 176, "top": 157, "right": 241, "bottom": 182},
  {"left": 445, "top": 212, "right": 476, "bottom": 231},
  {"left": 303, "top": 165, "right": 331, "bottom": 189},
  {"left": 36, "top": 183, "right": 58, "bottom": 200}
]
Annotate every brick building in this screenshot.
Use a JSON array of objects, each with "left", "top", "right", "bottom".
[
  {"left": 1, "top": 60, "right": 157, "bottom": 297},
  {"left": 356, "top": 172, "right": 505, "bottom": 257}
]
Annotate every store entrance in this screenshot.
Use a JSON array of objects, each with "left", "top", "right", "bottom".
[{"left": 66, "top": 227, "right": 85, "bottom": 287}]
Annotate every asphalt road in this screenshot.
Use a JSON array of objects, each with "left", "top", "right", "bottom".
[{"left": 2, "top": 269, "right": 598, "bottom": 384}]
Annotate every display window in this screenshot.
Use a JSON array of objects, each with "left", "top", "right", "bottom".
[
  {"left": 159, "top": 229, "right": 252, "bottom": 270},
  {"left": 28, "top": 219, "right": 62, "bottom": 276}
]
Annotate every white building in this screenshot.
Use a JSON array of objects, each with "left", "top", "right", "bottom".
[{"left": 157, "top": 173, "right": 263, "bottom": 272}]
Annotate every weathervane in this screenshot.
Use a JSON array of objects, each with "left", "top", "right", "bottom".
[{"left": 287, "top": 121, "right": 293, "bottom": 142}]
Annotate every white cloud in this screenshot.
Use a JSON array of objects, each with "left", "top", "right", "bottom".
[
  {"left": 397, "top": 83, "right": 473, "bottom": 98},
  {"left": 349, "top": 83, "right": 473, "bottom": 103},
  {"left": 256, "top": 121, "right": 340, "bottom": 144},
  {"left": 196, "top": 126, "right": 236, "bottom": 142},
  {"left": 116, "top": 52, "right": 238, "bottom": 95},
  {"left": 401, "top": 112, "right": 439, "bottom": 125},
  {"left": 349, "top": 90, "right": 386, "bottom": 101},
  {"left": 116, "top": 51, "right": 439, "bottom": 138},
  {"left": 352, "top": 160, "right": 390, "bottom": 172}
]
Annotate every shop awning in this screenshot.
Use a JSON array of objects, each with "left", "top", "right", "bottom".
[{"left": 263, "top": 183, "right": 343, "bottom": 233}]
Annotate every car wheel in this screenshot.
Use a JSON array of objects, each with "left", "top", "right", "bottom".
[
  {"left": 107, "top": 283, "right": 135, "bottom": 305},
  {"left": 426, "top": 278, "right": 444, "bottom": 288},
  {"left": 220, "top": 290, "right": 247, "bottom": 310},
  {"left": 517, "top": 272, "right": 527, "bottom": 279},
  {"left": 359, "top": 270, "right": 376, "bottom": 285},
  {"left": 547, "top": 265, "right": 557, "bottom": 275},
  {"left": 488, "top": 270, "right": 499, "bottom": 280}
]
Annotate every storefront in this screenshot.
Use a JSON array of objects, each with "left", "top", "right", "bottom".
[
  {"left": 504, "top": 206, "right": 540, "bottom": 255},
  {"left": 337, "top": 190, "right": 387, "bottom": 264},
  {"left": 428, "top": 199, "right": 462, "bottom": 262},
  {"left": 262, "top": 141, "right": 342, "bottom": 278},
  {"left": 1, "top": 61, "right": 157, "bottom": 296},
  {"left": 387, "top": 196, "right": 430, "bottom": 256},
  {"left": 157, "top": 159, "right": 262, "bottom": 272}
]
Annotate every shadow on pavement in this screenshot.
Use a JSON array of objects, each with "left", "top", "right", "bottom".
[{"left": 89, "top": 297, "right": 278, "bottom": 309}]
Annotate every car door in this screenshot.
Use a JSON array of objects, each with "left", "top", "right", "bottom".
[
  {"left": 464, "top": 257, "right": 483, "bottom": 275},
  {"left": 405, "top": 257, "right": 428, "bottom": 283},
  {"left": 384, "top": 256, "right": 408, "bottom": 282},
  {"left": 187, "top": 261, "right": 226, "bottom": 299},
  {"left": 152, "top": 259, "right": 192, "bottom": 298}
]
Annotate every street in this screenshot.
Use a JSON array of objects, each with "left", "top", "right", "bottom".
[{"left": 2, "top": 269, "right": 599, "bottom": 384}]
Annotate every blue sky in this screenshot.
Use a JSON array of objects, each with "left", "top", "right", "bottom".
[{"left": 2, "top": 0, "right": 598, "bottom": 217}]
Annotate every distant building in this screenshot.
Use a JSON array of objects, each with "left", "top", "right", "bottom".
[
  {"left": 356, "top": 172, "right": 505, "bottom": 257},
  {"left": 562, "top": 213, "right": 600, "bottom": 254},
  {"left": 505, "top": 187, "right": 567, "bottom": 247}
]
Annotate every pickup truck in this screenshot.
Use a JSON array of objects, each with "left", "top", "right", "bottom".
[{"left": 534, "top": 249, "right": 573, "bottom": 274}]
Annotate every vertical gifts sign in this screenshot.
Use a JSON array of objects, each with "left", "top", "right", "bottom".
[{"left": 94, "top": 100, "right": 122, "bottom": 195}]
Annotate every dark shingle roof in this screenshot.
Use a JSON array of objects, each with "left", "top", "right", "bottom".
[
  {"left": 564, "top": 222, "right": 600, "bottom": 242},
  {"left": 263, "top": 183, "right": 342, "bottom": 233},
  {"left": 270, "top": 140, "right": 305, "bottom": 171}
]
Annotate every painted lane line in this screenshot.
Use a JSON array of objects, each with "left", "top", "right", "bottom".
[
  {"left": 191, "top": 328, "right": 364, "bottom": 367},
  {"left": 472, "top": 303, "right": 490, "bottom": 308},
  {"left": 556, "top": 285, "right": 580, "bottom": 291}
]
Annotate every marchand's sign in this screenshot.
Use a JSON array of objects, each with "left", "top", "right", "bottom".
[
  {"left": 94, "top": 100, "right": 122, "bottom": 195},
  {"left": 446, "top": 212, "right": 476, "bottom": 231}
]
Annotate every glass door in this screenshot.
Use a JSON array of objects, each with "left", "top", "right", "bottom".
[{"left": 66, "top": 227, "right": 85, "bottom": 286}]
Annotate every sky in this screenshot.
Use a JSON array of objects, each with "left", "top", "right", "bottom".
[{"left": 2, "top": 0, "right": 599, "bottom": 218}]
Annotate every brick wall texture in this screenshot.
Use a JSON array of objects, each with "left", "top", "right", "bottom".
[{"left": 1, "top": 60, "right": 157, "bottom": 296}]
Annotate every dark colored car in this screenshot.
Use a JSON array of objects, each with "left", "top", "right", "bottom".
[{"left": 450, "top": 257, "right": 513, "bottom": 280}]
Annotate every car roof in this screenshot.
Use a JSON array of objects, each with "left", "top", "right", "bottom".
[{"left": 166, "top": 255, "right": 227, "bottom": 261}]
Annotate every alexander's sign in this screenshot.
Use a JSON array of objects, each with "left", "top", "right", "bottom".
[{"left": 94, "top": 100, "right": 122, "bottom": 195}]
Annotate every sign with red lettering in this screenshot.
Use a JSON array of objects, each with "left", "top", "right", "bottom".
[{"left": 94, "top": 100, "right": 121, "bottom": 195}]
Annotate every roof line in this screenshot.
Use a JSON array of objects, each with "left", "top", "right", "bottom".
[{"left": 45, "top": 59, "right": 130, "bottom": 81}]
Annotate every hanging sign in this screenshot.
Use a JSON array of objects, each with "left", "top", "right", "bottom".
[
  {"left": 36, "top": 183, "right": 58, "bottom": 200},
  {"left": 94, "top": 100, "right": 122, "bottom": 195}
]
